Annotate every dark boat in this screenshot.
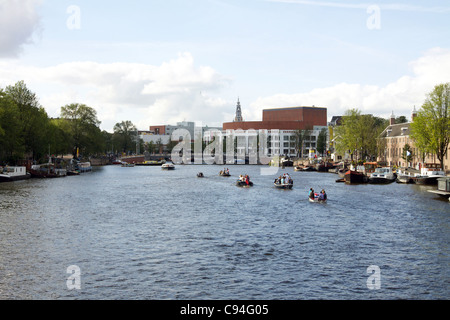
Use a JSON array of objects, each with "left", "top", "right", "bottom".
[
  {"left": 219, "top": 171, "right": 231, "bottom": 176},
  {"left": 29, "top": 163, "right": 67, "bottom": 178},
  {"left": 236, "top": 180, "right": 253, "bottom": 187},
  {"left": 344, "top": 170, "right": 368, "bottom": 184}
]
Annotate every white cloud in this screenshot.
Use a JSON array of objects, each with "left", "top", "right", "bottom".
[
  {"left": 0, "top": 52, "right": 231, "bottom": 131},
  {"left": 0, "top": 0, "right": 42, "bottom": 57},
  {"left": 249, "top": 47, "right": 450, "bottom": 121}
]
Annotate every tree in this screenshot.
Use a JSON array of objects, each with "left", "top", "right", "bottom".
[
  {"left": 0, "top": 89, "right": 23, "bottom": 163},
  {"left": 113, "top": 120, "right": 137, "bottom": 154},
  {"left": 410, "top": 82, "right": 450, "bottom": 169},
  {"left": 60, "top": 103, "right": 103, "bottom": 157},
  {"left": 317, "top": 128, "right": 327, "bottom": 157},
  {"left": 402, "top": 144, "right": 413, "bottom": 164},
  {"left": 335, "top": 109, "right": 387, "bottom": 162},
  {"left": 5, "top": 81, "right": 50, "bottom": 160},
  {"left": 294, "top": 126, "right": 312, "bottom": 158}
]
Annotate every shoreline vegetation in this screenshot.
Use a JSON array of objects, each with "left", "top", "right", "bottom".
[{"left": 1, "top": 81, "right": 449, "bottom": 175}]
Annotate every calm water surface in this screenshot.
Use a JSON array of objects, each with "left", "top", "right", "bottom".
[{"left": 0, "top": 165, "right": 448, "bottom": 299}]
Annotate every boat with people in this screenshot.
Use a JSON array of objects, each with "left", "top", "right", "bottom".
[
  {"left": 161, "top": 162, "right": 175, "bottom": 170},
  {"left": 368, "top": 167, "right": 396, "bottom": 184},
  {"left": 121, "top": 162, "right": 135, "bottom": 167},
  {"left": 414, "top": 163, "right": 445, "bottom": 185},
  {"left": 0, "top": 166, "right": 31, "bottom": 183},
  {"left": 273, "top": 173, "right": 293, "bottom": 189},
  {"left": 308, "top": 188, "right": 327, "bottom": 203},
  {"left": 236, "top": 174, "right": 253, "bottom": 187},
  {"left": 219, "top": 168, "right": 231, "bottom": 176}
]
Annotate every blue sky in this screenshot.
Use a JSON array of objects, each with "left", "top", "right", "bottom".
[{"left": 1, "top": 0, "right": 449, "bottom": 131}]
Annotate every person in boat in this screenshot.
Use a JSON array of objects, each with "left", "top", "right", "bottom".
[
  {"left": 309, "top": 188, "right": 315, "bottom": 200},
  {"left": 245, "top": 175, "right": 250, "bottom": 185},
  {"left": 318, "top": 189, "right": 327, "bottom": 202}
]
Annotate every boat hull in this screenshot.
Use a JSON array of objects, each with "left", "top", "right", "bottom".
[
  {"left": 236, "top": 180, "right": 253, "bottom": 187},
  {"left": 274, "top": 183, "right": 293, "bottom": 189},
  {"left": 0, "top": 174, "right": 31, "bottom": 183},
  {"left": 369, "top": 177, "right": 396, "bottom": 184},
  {"left": 414, "top": 176, "right": 440, "bottom": 185},
  {"left": 344, "top": 171, "right": 368, "bottom": 184}
]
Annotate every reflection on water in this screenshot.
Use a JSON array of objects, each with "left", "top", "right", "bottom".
[{"left": 0, "top": 165, "right": 449, "bottom": 299}]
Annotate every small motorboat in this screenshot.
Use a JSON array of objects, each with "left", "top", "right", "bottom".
[
  {"left": 236, "top": 180, "right": 253, "bottom": 187},
  {"left": 121, "top": 162, "right": 135, "bottom": 167},
  {"left": 161, "top": 163, "right": 175, "bottom": 170},
  {"left": 309, "top": 193, "right": 327, "bottom": 203},
  {"left": 219, "top": 171, "right": 231, "bottom": 176},
  {"left": 274, "top": 182, "right": 293, "bottom": 189}
]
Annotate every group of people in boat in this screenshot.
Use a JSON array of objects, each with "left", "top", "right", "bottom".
[
  {"left": 220, "top": 168, "right": 230, "bottom": 175},
  {"left": 238, "top": 174, "right": 251, "bottom": 185},
  {"left": 274, "top": 173, "right": 293, "bottom": 185},
  {"left": 309, "top": 188, "right": 327, "bottom": 202}
]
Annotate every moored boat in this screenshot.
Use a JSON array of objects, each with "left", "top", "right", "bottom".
[
  {"left": 29, "top": 163, "right": 67, "bottom": 178},
  {"left": 136, "top": 160, "right": 164, "bottom": 166},
  {"left": 368, "top": 167, "right": 396, "bottom": 184},
  {"left": 396, "top": 167, "right": 420, "bottom": 184},
  {"left": 414, "top": 164, "right": 445, "bottom": 185},
  {"left": 121, "top": 162, "right": 135, "bottom": 167},
  {"left": 0, "top": 166, "right": 31, "bottom": 183},
  {"left": 344, "top": 170, "right": 368, "bottom": 184},
  {"left": 427, "top": 177, "right": 450, "bottom": 200}
]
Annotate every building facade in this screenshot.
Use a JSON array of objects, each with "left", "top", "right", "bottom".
[
  {"left": 378, "top": 110, "right": 450, "bottom": 172},
  {"left": 223, "top": 101, "right": 328, "bottom": 158}
]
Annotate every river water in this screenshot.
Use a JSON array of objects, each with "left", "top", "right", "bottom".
[{"left": 0, "top": 164, "right": 448, "bottom": 300}]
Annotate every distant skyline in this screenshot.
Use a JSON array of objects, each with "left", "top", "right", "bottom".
[{"left": 0, "top": 0, "right": 449, "bottom": 131}]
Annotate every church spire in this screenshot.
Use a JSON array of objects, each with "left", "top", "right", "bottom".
[{"left": 234, "top": 97, "right": 243, "bottom": 122}]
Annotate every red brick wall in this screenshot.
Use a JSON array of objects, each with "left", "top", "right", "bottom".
[
  {"left": 150, "top": 125, "right": 166, "bottom": 135},
  {"left": 223, "top": 107, "right": 327, "bottom": 131}
]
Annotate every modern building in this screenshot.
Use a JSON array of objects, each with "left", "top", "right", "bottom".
[{"left": 223, "top": 100, "right": 328, "bottom": 158}]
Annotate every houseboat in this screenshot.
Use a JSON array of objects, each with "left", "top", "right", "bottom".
[
  {"left": 0, "top": 166, "right": 31, "bottom": 183},
  {"left": 29, "top": 163, "right": 67, "bottom": 178},
  {"left": 414, "top": 163, "right": 445, "bottom": 185}
]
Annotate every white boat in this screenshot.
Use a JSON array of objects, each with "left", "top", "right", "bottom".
[
  {"left": 396, "top": 167, "right": 420, "bottom": 184},
  {"left": 161, "top": 163, "right": 175, "bottom": 170},
  {"left": 368, "top": 167, "right": 396, "bottom": 184},
  {"left": 0, "top": 166, "right": 31, "bottom": 183},
  {"left": 414, "top": 164, "right": 445, "bottom": 185}
]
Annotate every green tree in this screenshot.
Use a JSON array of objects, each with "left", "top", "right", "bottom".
[
  {"left": 5, "top": 81, "right": 50, "bottom": 161},
  {"left": 294, "top": 126, "right": 312, "bottom": 158},
  {"left": 335, "top": 109, "right": 387, "bottom": 162},
  {"left": 60, "top": 103, "right": 103, "bottom": 157},
  {"left": 410, "top": 82, "right": 450, "bottom": 169},
  {"left": 0, "top": 89, "right": 23, "bottom": 163},
  {"left": 402, "top": 144, "right": 413, "bottom": 164},
  {"left": 317, "top": 128, "right": 327, "bottom": 157},
  {"left": 113, "top": 120, "right": 137, "bottom": 154}
]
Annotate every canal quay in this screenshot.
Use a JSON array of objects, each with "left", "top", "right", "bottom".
[{"left": 0, "top": 164, "right": 448, "bottom": 300}]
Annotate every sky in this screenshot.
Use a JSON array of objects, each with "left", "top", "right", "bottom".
[{"left": 0, "top": 0, "right": 449, "bottom": 132}]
